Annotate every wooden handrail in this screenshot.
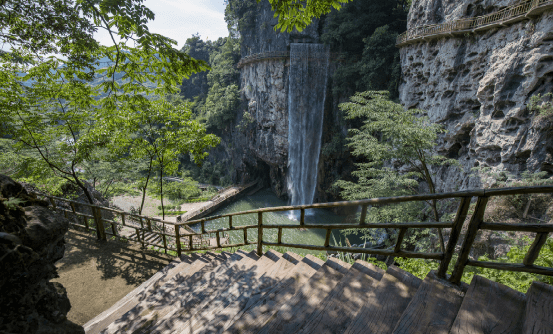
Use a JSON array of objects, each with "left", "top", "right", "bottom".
[
  {"left": 396, "top": 0, "right": 553, "bottom": 46},
  {"left": 38, "top": 185, "right": 553, "bottom": 284}
]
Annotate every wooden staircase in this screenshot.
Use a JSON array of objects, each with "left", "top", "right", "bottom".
[{"left": 84, "top": 250, "right": 553, "bottom": 334}]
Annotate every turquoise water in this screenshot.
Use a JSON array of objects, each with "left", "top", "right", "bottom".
[{"left": 189, "top": 189, "right": 353, "bottom": 254}]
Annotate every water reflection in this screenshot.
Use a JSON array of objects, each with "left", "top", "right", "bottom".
[{"left": 189, "top": 190, "right": 351, "bottom": 254}]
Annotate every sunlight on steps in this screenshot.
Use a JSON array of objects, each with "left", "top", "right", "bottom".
[{"left": 83, "top": 250, "right": 553, "bottom": 334}]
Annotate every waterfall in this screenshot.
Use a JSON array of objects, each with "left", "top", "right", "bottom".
[{"left": 287, "top": 43, "right": 330, "bottom": 211}]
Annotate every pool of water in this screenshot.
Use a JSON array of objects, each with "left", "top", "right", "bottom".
[{"left": 189, "top": 189, "right": 354, "bottom": 255}]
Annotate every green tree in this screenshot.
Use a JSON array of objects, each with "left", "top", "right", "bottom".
[
  {"left": 0, "top": 0, "right": 210, "bottom": 204},
  {"left": 335, "top": 91, "right": 457, "bottom": 249},
  {"left": 114, "top": 98, "right": 220, "bottom": 218}
]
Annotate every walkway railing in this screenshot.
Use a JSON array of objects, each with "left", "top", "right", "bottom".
[
  {"left": 237, "top": 51, "right": 348, "bottom": 69},
  {"left": 396, "top": 0, "right": 553, "bottom": 47},
  {"left": 39, "top": 194, "right": 223, "bottom": 254},
  {"left": 171, "top": 186, "right": 553, "bottom": 284}
]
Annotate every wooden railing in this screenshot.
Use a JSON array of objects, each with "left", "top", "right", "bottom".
[
  {"left": 396, "top": 0, "right": 553, "bottom": 46},
  {"left": 39, "top": 194, "right": 222, "bottom": 254},
  {"left": 171, "top": 186, "right": 553, "bottom": 284}
]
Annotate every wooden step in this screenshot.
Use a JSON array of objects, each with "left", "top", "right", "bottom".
[
  {"left": 450, "top": 275, "right": 526, "bottom": 334},
  {"left": 522, "top": 281, "right": 553, "bottom": 334},
  {"left": 297, "top": 260, "right": 385, "bottom": 334},
  {"left": 83, "top": 253, "right": 198, "bottom": 334},
  {"left": 222, "top": 254, "right": 325, "bottom": 334},
  {"left": 196, "top": 251, "right": 302, "bottom": 333},
  {"left": 147, "top": 252, "right": 276, "bottom": 334},
  {"left": 185, "top": 250, "right": 292, "bottom": 333},
  {"left": 102, "top": 251, "right": 247, "bottom": 333},
  {"left": 392, "top": 270, "right": 465, "bottom": 334},
  {"left": 343, "top": 265, "right": 422, "bottom": 334},
  {"left": 256, "top": 257, "right": 351, "bottom": 334}
]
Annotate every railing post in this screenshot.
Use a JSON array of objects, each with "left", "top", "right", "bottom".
[
  {"left": 277, "top": 227, "right": 283, "bottom": 244},
  {"left": 244, "top": 228, "right": 248, "bottom": 245},
  {"left": 394, "top": 228, "right": 407, "bottom": 253},
  {"left": 360, "top": 205, "right": 368, "bottom": 225},
  {"left": 189, "top": 235, "right": 193, "bottom": 251},
  {"left": 523, "top": 232, "right": 549, "bottom": 266},
  {"left": 93, "top": 206, "right": 106, "bottom": 241},
  {"left": 300, "top": 209, "right": 305, "bottom": 226},
  {"left": 229, "top": 215, "right": 233, "bottom": 229},
  {"left": 257, "top": 212, "right": 263, "bottom": 256},
  {"left": 324, "top": 229, "right": 331, "bottom": 247},
  {"left": 450, "top": 196, "right": 489, "bottom": 284},
  {"left": 438, "top": 196, "right": 472, "bottom": 278},
  {"left": 175, "top": 226, "right": 182, "bottom": 257},
  {"left": 216, "top": 231, "right": 221, "bottom": 248}
]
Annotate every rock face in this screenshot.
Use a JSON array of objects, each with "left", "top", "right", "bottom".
[
  {"left": 228, "top": 1, "right": 354, "bottom": 203},
  {"left": 400, "top": 0, "right": 553, "bottom": 191},
  {"left": 0, "top": 174, "right": 83, "bottom": 334}
]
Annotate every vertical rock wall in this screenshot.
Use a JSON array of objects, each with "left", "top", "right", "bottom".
[
  {"left": 400, "top": 0, "right": 553, "bottom": 191},
  {"left": 0, "top": 175, "right": 84, "bottom": 334}
]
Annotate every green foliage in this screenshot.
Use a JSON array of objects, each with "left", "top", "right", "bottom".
[
  {"left": 264, "top": 0, "right": 352, "bottom": 32},
  {"left": 335, "top": 91, "right": 458, "bottom": 252},
  {"left": 150, "top": 179, "right": 201, "bottom": 201},
  {"left": 236, "top": 111, "right": 256, "bottom": 132},
  {"left": 528, "top": 92, "right": 553, "bottom": 117},
  {"left": 321, "top": 1, "right": 407, "bottom": 98},
  {"left": 0, "top": 0, "right": 211, "bottom": 204},
  {"left": 2, "top": 197, "right": 26, "bottom": 211}
]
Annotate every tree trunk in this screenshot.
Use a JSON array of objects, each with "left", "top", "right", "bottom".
[
  {"left": 160, "top": 165, "right": 165, "bottom": 220},
  {"left": 139, "top": 158, "right": 153, "bottom": 215}
]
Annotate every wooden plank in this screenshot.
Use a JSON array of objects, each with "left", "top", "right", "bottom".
[
  {"left": 344, "top": 265, "right": 422, "bottom": 334},
  {"left": 524, "top": 232, "right": 549, "bottom": 265},
  {"left": 297, "top": 261, "right": 385, "bottom": 334},
  {"left": 263, "top": 242, "right": 444, "bottom": 260},
  {"left": 438, "top": 197, "right": 472, "bottom": 277},
  {"left": 392, "top": 271, "right": 465, "bottom": 334},
  {"left": 143, "top": 253, "right": 274, "bottom": 334},
  {"left": 466, "top": 260, "right": 553, "bottom": 276},
  {"left": 257, "top": 258, "right": 351, "bottom": 334},
  {"left": 263, "top": 222, "right": 454, "bottom": 230},
  {"left": 522, "top": 281, "right": 553, "bottom": 334},
  {"left": 83, "top": 254, "right": 196, "bottom": 334},
  {"left": 189, "top": 251, "right": 291, "bottom": 333},
  {"left": 450, "top": 196, "right": 489, "bottom": 283},
  {"left": 450, "top": 275, "right": 526, "bottom": 334},
  {"left": 480, "top": 222, "right": 553, "bottom": 233},
  {"left": 103, "top": 252, "right": 250, "bottom": 334}
]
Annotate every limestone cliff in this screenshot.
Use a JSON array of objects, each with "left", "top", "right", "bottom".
[{"left": 400, "top": 0, "right": 553, "bottom": 191}]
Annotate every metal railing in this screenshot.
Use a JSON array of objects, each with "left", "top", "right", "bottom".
[
  {"left": 397, "top": 0, "right": 552, "bottom": 46},
  {"left": 170, "top": 186, "right": 553, "bottom": 284}
]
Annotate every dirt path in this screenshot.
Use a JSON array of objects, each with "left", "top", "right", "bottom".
[{"left": 52, "top": 228, "right": 175, "bottom": 326}]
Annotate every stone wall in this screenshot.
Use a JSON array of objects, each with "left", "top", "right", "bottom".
[
  {"left": 0, "top": 175, "right": 83, "bottom": 333},
  {"left": 400, "top": 0, "right": 553, "bottom": 191}
]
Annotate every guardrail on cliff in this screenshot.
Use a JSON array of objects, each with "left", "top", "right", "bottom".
[
  {"left": 168, "top": 186, "right": 553, "bottom": 284},
  {"left": 396, "top": 0, "right": 553, "bottom": 47},
  {"left": 236, "top": 51, "right": 348, "bottom": 69}
]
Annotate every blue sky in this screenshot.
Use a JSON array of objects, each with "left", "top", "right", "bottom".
[{"left": 95, "top": 0, "right": 229, "bottom": 49}]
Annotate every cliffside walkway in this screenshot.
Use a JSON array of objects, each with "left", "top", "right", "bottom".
[
  {"left": 237, "top": 51, "right": 348, "bottom": 69},
  {"left": 396, "top": 0, "right": 553, "bottom": 47},
  {"left": 42, "top": 186, "right": 553, "bottom": 333}
]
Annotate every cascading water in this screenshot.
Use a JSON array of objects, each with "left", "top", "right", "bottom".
[{"left": 287, "top": 43, "right": 330, "bottom": 214}]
